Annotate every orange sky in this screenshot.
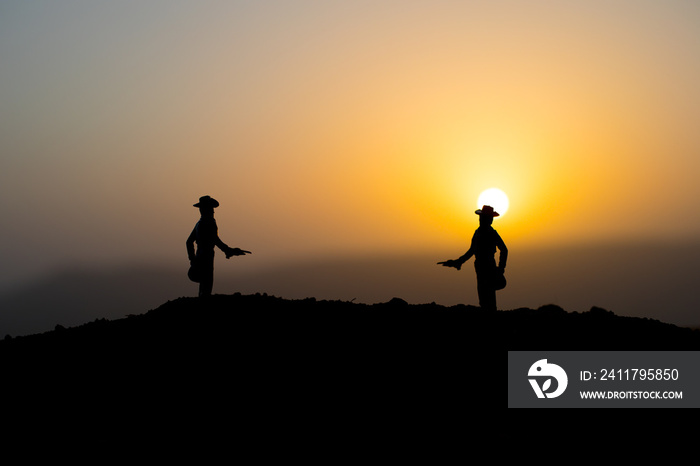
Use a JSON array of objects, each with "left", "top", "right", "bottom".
[{"left": 2, "top": 0, "right": 700, "bottom": 293}]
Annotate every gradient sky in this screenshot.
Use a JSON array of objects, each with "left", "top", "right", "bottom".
[{"left": 2, "top": 1, "right": 700, "bottom": 317}]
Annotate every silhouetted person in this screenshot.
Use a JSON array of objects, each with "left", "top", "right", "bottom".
[
  {"left": 186, "top": 195, "right": 251, "bottom": 297},
  {"left": 438, "top": 205, "right": 508, "bottom": 311}
]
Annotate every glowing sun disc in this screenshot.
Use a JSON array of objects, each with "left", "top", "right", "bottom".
[{"left": 477, "top": 188, "right": 509, "bottom": 217}]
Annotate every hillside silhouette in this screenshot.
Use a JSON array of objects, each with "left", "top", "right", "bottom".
[
  {"left": 4, "top": 292, "right": 699, "bottom": 351},
  {"left": 2, "top": 293, "right": 699, "bottom": 415},
  {"left": 4, "top": 242, "right": 700, "bottom": 338},
  {"left": 7, "top": 282, "right": 665, "bottom": 431}
]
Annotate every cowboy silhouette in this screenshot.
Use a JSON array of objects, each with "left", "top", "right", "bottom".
[
  {"left": 438, "top": 205, "right": 508, "bottom": 310},
  {"left": 186, "top": 195, "right": 251, "bottom": 297}
]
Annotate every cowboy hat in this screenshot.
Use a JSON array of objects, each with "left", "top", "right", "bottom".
[
  {"left": 193, "top": 195, "right": 219, "bottom": 208},
  {"left": 475, "top": 205, "right": 499, "bottom": 217},
  {"left": 187, "top": 262, "right": 202, "bottom": 283}
]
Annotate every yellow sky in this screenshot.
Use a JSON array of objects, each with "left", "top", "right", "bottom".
[{"left": 2, "top": 0, "right": 700, "bottom": 287}]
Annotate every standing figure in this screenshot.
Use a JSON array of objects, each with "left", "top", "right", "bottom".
[
  {"left": 186, "top": 195, "right": 251, "bottom": 297},
  {"left": 438, "top": 205, "right": 508, "bottom": 310}
]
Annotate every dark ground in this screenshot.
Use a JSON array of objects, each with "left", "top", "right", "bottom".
[{"left": 2, "top": 293, "right": 698, "bottom": 421}]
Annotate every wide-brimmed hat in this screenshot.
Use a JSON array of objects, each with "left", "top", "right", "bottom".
[
  {"left": 193, "top": 195, "right": 219, "bottom": 208},
  {"left": 475, "top": 205, "right": 499, "bottom": 217}
]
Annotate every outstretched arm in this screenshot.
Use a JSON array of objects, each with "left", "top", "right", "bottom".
[
  {"left": 214, "top": 236, "right": 230, "bottom": 253},
  {"left": 207, "top": 219, "right": 251, "bottom": 258},
  {"left": 438, "top": 235, "right": 475, "bottom": 270},
  {"left": 223, "top": 245, "right": 252, "bottom": 258},
  {"left": 215, "top": 236, "right": 251, "bottom": 258}
]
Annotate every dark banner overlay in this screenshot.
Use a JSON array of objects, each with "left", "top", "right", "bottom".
[{"left": 508, "top": 351, "right": 700, "bottom": 408}]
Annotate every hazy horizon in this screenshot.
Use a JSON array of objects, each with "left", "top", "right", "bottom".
[
  {"left": 2, "top": 237, "right": 700, "bottom": 337},
  {"left": 2, "top": 1, "right": 700, "bottom": 335}
]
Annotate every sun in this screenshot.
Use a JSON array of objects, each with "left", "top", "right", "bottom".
[{"left": 477, "top": 188, "right": 509, "bottom": 217}]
